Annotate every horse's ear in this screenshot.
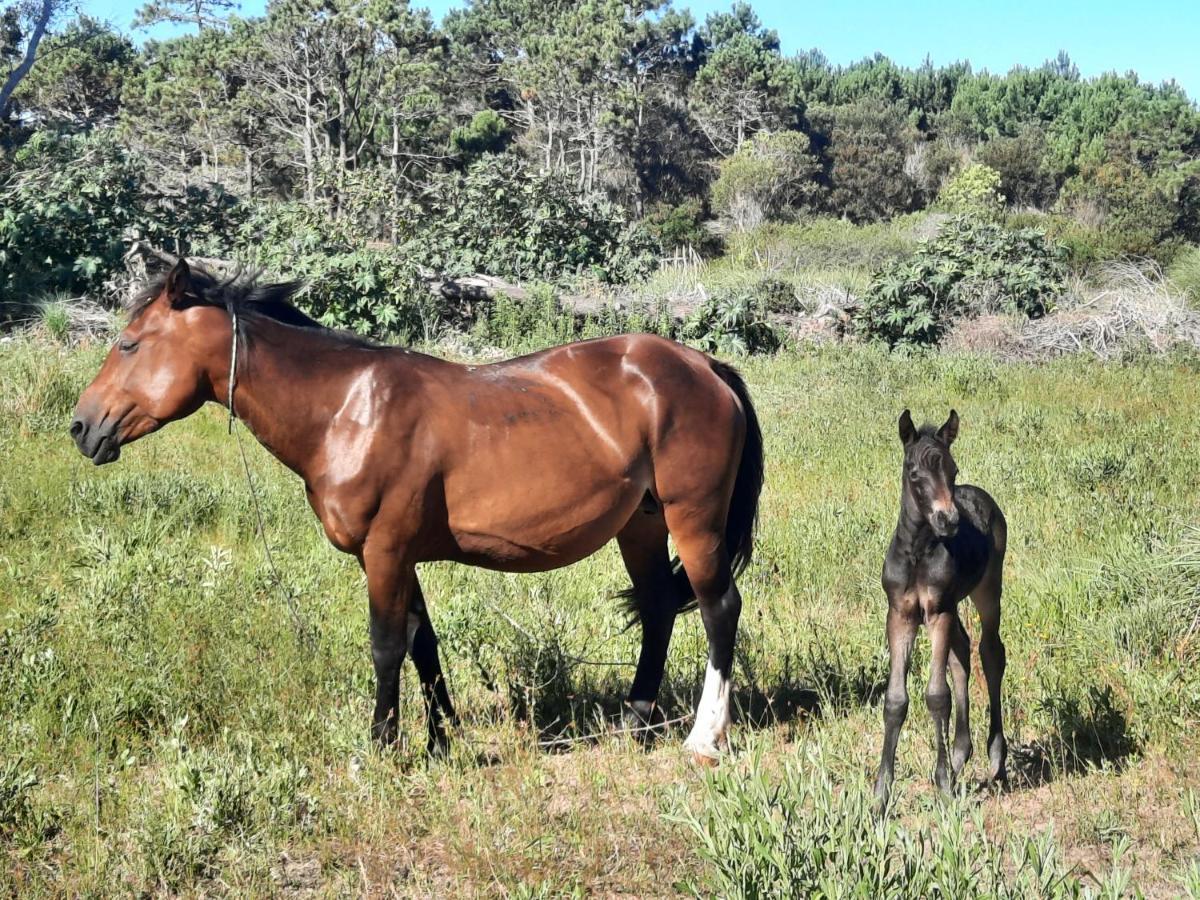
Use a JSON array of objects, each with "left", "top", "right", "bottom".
[
  {"left": 163, "top": 259, "right": 192, "bottom": 307},
  {"left": 938, "top": 409, "right": 960, "bottom": 446},
  {"left": 898, "top": 409, "right": 916, "bottom": 446}
]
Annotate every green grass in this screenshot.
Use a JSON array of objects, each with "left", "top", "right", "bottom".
[
  {"left": 2, "top": 336, "right": 1200, "bottom": 895},
  {"left": 1168, "top": 245, "right": 1200, "bottom": 308}
]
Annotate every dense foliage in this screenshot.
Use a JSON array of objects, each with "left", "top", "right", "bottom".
[{"left": 858, "top": 216, "right": 1067, "bottom": 348}]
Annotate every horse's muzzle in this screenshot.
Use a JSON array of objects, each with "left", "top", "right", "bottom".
[
  {"left": 931, "top": 508, "right": 959, "bottom": 539},
  {"left": 69, "top": 416, "right": 121, "bottom": 465}
]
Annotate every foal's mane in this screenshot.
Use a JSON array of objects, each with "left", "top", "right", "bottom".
[{"left": 128, "top": 265, "right": 377, "bottom": 348}]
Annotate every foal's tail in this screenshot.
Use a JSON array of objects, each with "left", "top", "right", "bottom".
[{"left": 623, "top": 359, "right": 764, "bottom": 620}]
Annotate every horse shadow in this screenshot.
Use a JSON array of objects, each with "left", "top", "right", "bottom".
[{"left": 483, "top": 641, "right": 886, "bottom": 754}]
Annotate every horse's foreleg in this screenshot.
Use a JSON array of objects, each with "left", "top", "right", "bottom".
[
  {"left": 617, "top": 512, "right": 676, "bottom": 734},
  {"left": 408, "top": 579, "right": 457, "bottom": 755},
  {"left": 925, "top": 609, "right": 956, "bottom": 794},
  {"left": 948, "top": 613, "right": 973, "bottom": 777},
  {"left": 875, "top": 607, "right": 918, "bottom": 810},
  {"left": 363, "top": 544, "right": 415, "bottom": 747}
]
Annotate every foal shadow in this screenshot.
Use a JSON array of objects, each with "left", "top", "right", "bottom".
[{"left": 1005, "top": 684, "right": 1139, "bottom": 791}]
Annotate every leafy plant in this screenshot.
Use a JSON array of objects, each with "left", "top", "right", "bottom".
[
  {"left": 404, "top": 155, "right": 659, "bottom": 285},
  {"left": 682, "top": 288, "right": 781, "bottom": 355},
  {"left": 937, "top": 163, "right": 1005, "bottom": 220},
  {"left": 235, "top": 202, "right": 432, "bottom": 339},
  {"left": 858, "top": 215, "right": 1067, "bottom": 348}
]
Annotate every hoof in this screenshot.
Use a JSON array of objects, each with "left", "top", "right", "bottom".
[
  {"left": 622, "top": 701, "right": 667, "bottom": 741},
  {"left": 691, "top": 751, "right": 719, "bottom": 768}
]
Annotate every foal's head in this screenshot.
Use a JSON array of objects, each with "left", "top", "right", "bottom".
[{"left": 897, "top": 409, "right": 961, "bottom": 538}]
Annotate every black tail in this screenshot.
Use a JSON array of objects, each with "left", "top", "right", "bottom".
[{"left": 622, "top": 358, "right": 765, "bottom": 619}]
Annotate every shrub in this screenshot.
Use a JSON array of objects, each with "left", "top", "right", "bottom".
[
  {"left": 937, "top": 163, "right": 1005, "bottom": 220},
  {"left": 682, "top": 287, "right": 782, "bottom": 355},
  {"left": 0, "top": 131, "right": 142, "bottom": 302},
  {"left": 643, "top": 199, "right": 713, "bottom": 253},
  {"left": 450, "top": 109, "right": 511, "bottom": 162},
  {"left": 407, "top": 155, "right": 659, "bottom": 284},
  {"left": 976, "top": 126, "right": 1059, "bottom": 209},
  {"left": 236, "top": 203, "right": 433, "bottom": 339},
  {"left": 711, "top": 130, "right": 820, "bottom": 232},
  {"left": 0, "top": 131, "right": 246, "bottom": 314},
  {"left": 858, "top": 215, "right": 1067, "bottom": 348}
]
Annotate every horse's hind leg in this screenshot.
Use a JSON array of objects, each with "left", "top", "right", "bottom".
[
  {"left": 948, "top": 613, "right": 973, "bottom": 777},
  {"left": 617, "top": 508, "right": 677, "bottom": 734},
  {"left": 664, "top": 507, "right": 740, "bottom": 762},
  {"left": 409, "top": 579, "right": 457, "bottom": 755},
  {"left": 972, "top": 566, "right": 1008, "bottom": 784}
]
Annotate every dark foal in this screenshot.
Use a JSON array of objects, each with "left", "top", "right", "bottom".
[{"left": 874, "top": 409, "right": 1008, "bottom": 810}]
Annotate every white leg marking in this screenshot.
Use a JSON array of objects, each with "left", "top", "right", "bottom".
[{"left": 684, "top": 661, "right": 732, "bottom": 758}]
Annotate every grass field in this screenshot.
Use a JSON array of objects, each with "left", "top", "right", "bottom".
[{"left": 2, "top": 335, "right": 1200, "bottom": 897}]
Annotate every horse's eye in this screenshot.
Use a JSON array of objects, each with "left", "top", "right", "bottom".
[{"left": 119, "top": 339, "right": 139, "bottom": 353}]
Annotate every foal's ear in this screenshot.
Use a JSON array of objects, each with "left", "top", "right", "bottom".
[
  {"left": 937, "top": 409, "right": 960, "bottom": 446},
  {"left": 163, "top": 259, "right": 192, "bottom": 307},
  {"left": 898, "top": 409, "right": 917, "bottom": 446}
]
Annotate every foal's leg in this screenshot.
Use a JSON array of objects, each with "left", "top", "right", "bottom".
[
  {"left": 972, "top": 569, "right": 1008, "bottom": 784},
  {"left": 362, "top": 543, "right": 415, "bottom": 747},
  {"left": 948, "top": 613, "right": 973, "bottom": 777},
  {"left": 925, "top": 609, "right": 956, "bottom": 793},
  {"left": 666, "top": 514, "right": 740, "bottom": 762},
  {"left": 616, "top": 511, "right": 677, "bottom": 733},
  {"left": 874, "top": 607, "right": 918, "bottom": 810},
  {"left": 408, "top": 579, "right": 458, "bottom": 755}
]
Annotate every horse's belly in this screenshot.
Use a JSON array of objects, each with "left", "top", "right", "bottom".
[{"left": 443, "top": 477, "right": 646, "bottom": 572}]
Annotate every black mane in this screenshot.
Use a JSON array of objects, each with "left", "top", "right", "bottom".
[{"left": 128, "top": 263, "right": 376, "bottom": 347}]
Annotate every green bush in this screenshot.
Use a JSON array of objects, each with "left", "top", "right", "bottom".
[
  {"left": 0, "top": 131, "right": 142, "bottom": 302},
  {"left": 0, "top": 131, "right": 245, "bottom": 315},
  {"left": 937, "top": 163, "right": 1005, "bottom": 220},
  {"left": 858, "top": 215, "right": 1067, "bottom": 348},
  {"left": 237, "top": 203, "right": 433, "bottom": 340},
  {"left": 682, "top": 288, "right": 782, "bottom": 355},
  {"left": 406, "top": 155, "right": 659, "bottom": 284},
  {"left": 643, "top": 199, "right": 713, "bottom": 253},
  {"left": 711, "top": 130, "right": 820, "bottom": 231}
]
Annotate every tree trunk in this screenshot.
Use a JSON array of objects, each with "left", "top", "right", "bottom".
[{"left": 0, "top": 0, "right": 55, "bottom": 116}]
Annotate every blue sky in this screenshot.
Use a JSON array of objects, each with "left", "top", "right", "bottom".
[{"left": 85, "top": 0, "right": 1200, "bottom": 98}]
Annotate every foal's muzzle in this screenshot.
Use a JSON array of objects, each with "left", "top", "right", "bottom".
[
  {"left": 931, "top": 508, "right": 959, "bottom": 538},
  {"left": 69, "top": 416, "right": 121, "bottom": 465}
]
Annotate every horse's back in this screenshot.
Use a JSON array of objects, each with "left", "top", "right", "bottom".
[{"left": 955, "top": 485, "right": 1006, "bottom": 558}]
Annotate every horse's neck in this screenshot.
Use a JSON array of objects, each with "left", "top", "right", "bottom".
[
  {"left": 892, "top": 488, "right": 935, "bottom": 562},
  {"left": 227, "top": 322, "right": 368, "bottom": 480}
]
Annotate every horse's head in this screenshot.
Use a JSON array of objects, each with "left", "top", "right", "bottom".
[
  {"left": 897, "top": 408, "right": 960, "bottom": 538},
  {"left": 71, "top": 260, "right": 230, "bottom": 465}
]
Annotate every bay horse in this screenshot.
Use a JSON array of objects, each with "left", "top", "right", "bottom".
[
  {"left": 70, "top": 260, "right": 763, "bottom": 762},
  {"left": 874, "top": 409, "right": 1007, "bottom": 810}
]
